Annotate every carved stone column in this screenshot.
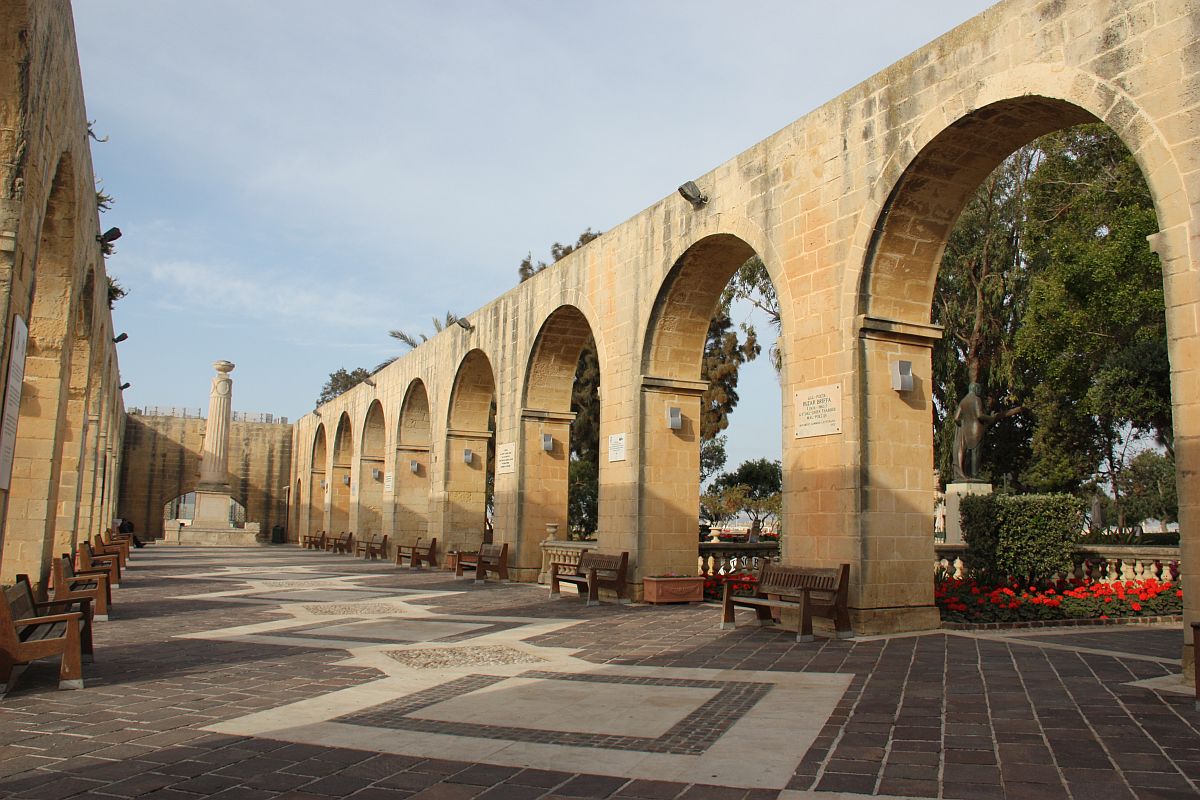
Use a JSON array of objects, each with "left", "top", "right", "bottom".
[{"left": 197, "top": 360, "right": 234, "bottom": 491}]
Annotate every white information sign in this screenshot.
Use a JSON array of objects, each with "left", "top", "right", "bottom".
[
  {"left": 794, "top": 383, "right": 842, "bottom": 439},
  {"left": 496, "top": 442, "right": 516, "bottom": 475},
  {"left": 607, "top": 433, "right": 627, "bottom": 462},
  {"left": 0, "top": 315, "right": 28, "bottom": 490},
  {"left": 384, "top": 473, "right": 394, "bottom": 492}
]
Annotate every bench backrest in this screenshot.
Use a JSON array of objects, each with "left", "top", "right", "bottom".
[
  {"left": 758, "top": 563, "right": 849, "bottom": 599},
  {"left": 577, "top": 552, "right": 628, "bottom": 580},
  {"left": 4, "top": 578, "right": 35, "bottom": 623},
  {"left": 479, "top": 542, "right": 507, "bottom": 561}
]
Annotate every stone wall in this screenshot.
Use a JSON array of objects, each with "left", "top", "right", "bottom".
[
  {"left": 0, "top": 1, "right": 127, "bottom": 588},
  {"left": 118, "top": 414, "right": 292, "bottom": 540}
]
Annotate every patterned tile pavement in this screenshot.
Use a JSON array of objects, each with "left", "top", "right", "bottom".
[{"left": 1, "top": 544, "right": 1197, "bottom": 800}]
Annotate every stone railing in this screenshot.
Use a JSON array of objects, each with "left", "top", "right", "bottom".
[
  {"left": 699, "top": 542, "right": 781, "bottom": 576},
  {"left": 538, "top": 539, "right": 593, "bottom": 584},
  {"left": 935, "top": 543, "right": 1181, "bottom": 583}
]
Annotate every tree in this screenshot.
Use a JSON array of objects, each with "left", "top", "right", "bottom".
[
  {"left": 317, "top": 367, "right": 371, "bottom": 406},
  {"left": 932, "top": 143, "right": 1037, "bottom": 486},
  {"left": 567, "top": 458, "right": 598, "bottom": 537},
  {"left": 713, "top": 458, "right": 782, "bottom": 535},
  {"left": 388, "top": 311, "right": 461, "bottom": 350},
  {"left": 519, "top": 229, "right": 601, "bottom": 281},
  {"left": 700, "top": 435, "right": 728, "bottom": 484},
  {"left": 1015, "top": 123, "right": 1167, "bottom": 504},
  {"left": 1117, "top": 450, "right": 1177, "bottom": 527},
  {"left": 700, "top": 306, "right": 760, "bottom": 441},
  {"left": 700, "top": 483, "right": 746, "bottom": 529}
]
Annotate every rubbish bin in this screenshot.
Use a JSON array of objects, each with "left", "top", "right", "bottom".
[{"left": 271, "top": 524, "right": 286, "bottom": 544}]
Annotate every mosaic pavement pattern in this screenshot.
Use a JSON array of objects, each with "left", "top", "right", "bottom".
[{"left": 0, "top": 544, "right": 1197, "bottom": 800}]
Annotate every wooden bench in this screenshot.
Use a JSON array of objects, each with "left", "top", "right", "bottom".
[
  {"left": 1, "top": 576, "right": 93, "bottom": 694},
  {"left": 355, "top": 533, "right": 388, "bottom": 560},
  {"left": 324, "top": 531, "right": 353, "bottom": 554},
  {"left": 395, "top": 537, "right": 438, "bottom": 569},
  {"left": 550, "top": 551, "right": 630, "bottom": 606},
  {"left": 456, "top": 542, "right": 509, "bottom": 583},
  {"left": 52, "top": 554, "right": 111, "bottom": 621},
  {"left": 102, "top": 529, "right": 132, "bottom": 561},
  {"left": 301, "top": 530, "right": 326, "bottom": 550},
  {"left": 720, "top": 563, "right": 852, "bottom": 641},
  {"left": 78, "top": 541, "right": 120, "bottom": 589},
  {"left": 92, "top": 534, "right": 127, "bottom": 569}
]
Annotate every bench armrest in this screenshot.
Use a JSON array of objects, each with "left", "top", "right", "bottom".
[
  {"left": 35, "top": 598, "right": 89, "bottom": 612},
  {"left": 15, "top": 611, "right": 83, "bottom": 626}
]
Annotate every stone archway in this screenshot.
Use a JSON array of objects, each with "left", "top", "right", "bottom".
[
  {"left": 514, "top": 305, "right": 597, "bottom": 578},
  {"left": 441, "top": 350, "right": 495, "bottom": 554},
  {"left": 395, "top": 379, "right": 431, "bottom": 547},
  {"left": 853, "top": 95, "right": 1192, "bottom": 634},
  {"left": 309, "top": 425, "right": 327, "bottom": 536},
  {"left": 357, "top": 400, "right": 386, "bottom": 539},
  {"left": 330, "top": 413, "right": 353, "bottom": 534},
  {"left": 637, "top": 234, "right": 777, "bottom": 579},
  {"left": 2, "top": 154, "right": 81, "bottom": 585}
]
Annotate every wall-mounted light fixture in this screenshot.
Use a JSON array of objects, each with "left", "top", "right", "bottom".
[
  {"left": 666, "top": 406, "right": 682, "bottom": 430},
  {"left": 342, "top": 474, "right": 351, "bottom": 486},
  {"left": 410, "top": 459, "right": 419, "bottom": 474},
  {"left": 112, "top": 332, "right": 128, "bottom": 344},
  {"left": 454, "top": 318, "right": 474, "bottom": 331},
  {"left": 677, "top": 181, "right": 708, "bottom": 209},
  {"left": 363, "top": 378, "right": 376, "bottom": 387},
  {"left": 541, "top": 433, "right": 554, "bottom": 452},
  {"left": 371, "top": 467, "right": 382, "bottom": 481},
  {"left": 320, "top": 479, "right": 327, "bottom": 489},
  {"left": 313, "top": 410, "right": 322, "bottom": 418},
  {"left": 97, "top": 227, "right": 122, "bottom": 245},
  {"left": 119, "top": 382, "right": 131, "bottom": 390},
  {"left": 463, "top": 448, "right": 474, "bottom": 464},
  {"left": 890, "top": 360, "right": 914, "bottom": 392}
]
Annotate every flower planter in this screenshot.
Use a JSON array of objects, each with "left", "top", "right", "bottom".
[{"left": 643, "top": 576, "right": 704, "bottom": 604}]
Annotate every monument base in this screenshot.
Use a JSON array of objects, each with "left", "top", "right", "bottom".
[
  {"left": 163, "top": 525, "right": 264, "bottom": 547},
  {"left": 944, "top": 482, "right": 992, "bottom": 545}
]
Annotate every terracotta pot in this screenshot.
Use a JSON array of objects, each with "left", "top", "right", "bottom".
[{"left": 643, "top": 576, "right": 704, "bottom": 604}]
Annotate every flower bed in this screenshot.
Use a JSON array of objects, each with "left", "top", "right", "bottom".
[
  {"left": 703, "top": 571, "right": 758, "bottom": 601},
  {"left": 936, "top": 575, "right": 1182, "bottom": 624}
]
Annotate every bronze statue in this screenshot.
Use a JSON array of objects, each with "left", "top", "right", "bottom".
[{"left": 952, "top": 383, "right": 997, "bottom": 482}]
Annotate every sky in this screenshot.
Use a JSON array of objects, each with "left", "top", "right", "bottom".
[{"left": 72, "top": 0, "right": 997, "bottom": 472}]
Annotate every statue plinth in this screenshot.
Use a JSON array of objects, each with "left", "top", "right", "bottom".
[{"left": 944, "top": 482, "right": 992, "bottom": 545}]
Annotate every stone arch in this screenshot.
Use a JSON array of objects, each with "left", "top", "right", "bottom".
[
  {"left": 637, "top": 233, "right": 776, "bottom": 578},
  {"left": 329, "top": 413, "right": 353, "bottom": 533},
  {"left": 2, "top": 152, "right": 81, "bottom": 584},
  {"left": 513, "top": 305, "right": 598, "bottom": 575},
  {"left": 308, "top": 424, "right": 327, "bottom": 536},
  {"left": 357, "top": 400, "right": 386, "bottom": 539},
  {"left": 0, "top": 5, "right": 29, "bottom": 176},
  {"left": 849, "top": 89, "right": 1193, "bottom": 633},
  {"left": 395, "top": 379, "right": 431, "bottom": 545},
  {"left": 442, "top": 350, "right": 495, "bottom": 552}
]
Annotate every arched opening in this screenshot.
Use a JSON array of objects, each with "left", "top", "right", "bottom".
[
  {"left": 856, "top": 96, "right": 1181, "bottom": 632},
  {"left": 2, "top": 153, "right": 81, "bottom": 586},
  {"left": 357, "top": 400, "right": 386, "bottom": 540},
  {"left": 330, "top": 413, "right": 353, "bottom": 534},
  {"left": 639, "top": 233, "right": 781, "bottom": 580},
  {"left": 308, "top": 425, "right": 327, "bottom": 537},
  {"left": 518, "top": 305, "right": 598, "bottom": 575},
  {"left": 443, "top": 349, "right": 495, "bottom": 554},
  {"left": 395, "top": 379, "right": 431, "bottom": 548}
]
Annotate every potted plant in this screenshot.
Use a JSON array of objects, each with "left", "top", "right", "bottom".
[{"left": 643, "top": 573, "right": 704, "bottom": 604}]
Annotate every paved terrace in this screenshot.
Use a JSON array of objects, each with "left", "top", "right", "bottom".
[{"left": 1, "top": 546, "right": 1197, "bottom": 800}]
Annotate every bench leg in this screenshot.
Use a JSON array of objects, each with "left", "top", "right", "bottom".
[
  {"left": 586, "top": 570, "right": 600, "bottom": 606},
  {"left": 720, "top": 585, "right": 737, "bottom": 630},
  {"left": 59, "top": 620, "right": 84, "bottom": 689},
  {"left": 474, "top": 560, "right": 486, "bottom": 584},
  {"left": 797, "top": 593, "right": 814, "bottom": 643},
  {"left": 754, "top": 606, "right": 773, "bottom": 627}
]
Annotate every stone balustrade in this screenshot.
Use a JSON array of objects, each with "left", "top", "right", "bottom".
[
  {"left": 699, "top": 542, "right": 781, "bottom": 577},
  {"left": 934, "top": 543, "right": 1181, "bottom": 583},
  {"left": 538, "top": 539, "right": 593, "bottom": 584}
]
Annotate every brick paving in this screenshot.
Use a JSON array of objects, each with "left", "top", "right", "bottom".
[{"left": 1, "top": 545, "right": 1197, "bottom": 799}]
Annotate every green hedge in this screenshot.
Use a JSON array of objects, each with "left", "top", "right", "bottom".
[{"left": 961, "top": 493, "right": 1083, "bottom": 584}]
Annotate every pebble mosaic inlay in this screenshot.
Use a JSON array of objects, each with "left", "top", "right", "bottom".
[
  {"left": 303, "top": 603, "right": 408, "bottom": 615},
  {"left": 382, "top": 645, "right": 547, "bottom": 669}
]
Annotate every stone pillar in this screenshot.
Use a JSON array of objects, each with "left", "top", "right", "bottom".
[{"left": 197, "top": 360, "right": 234, "bottom": 491}]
